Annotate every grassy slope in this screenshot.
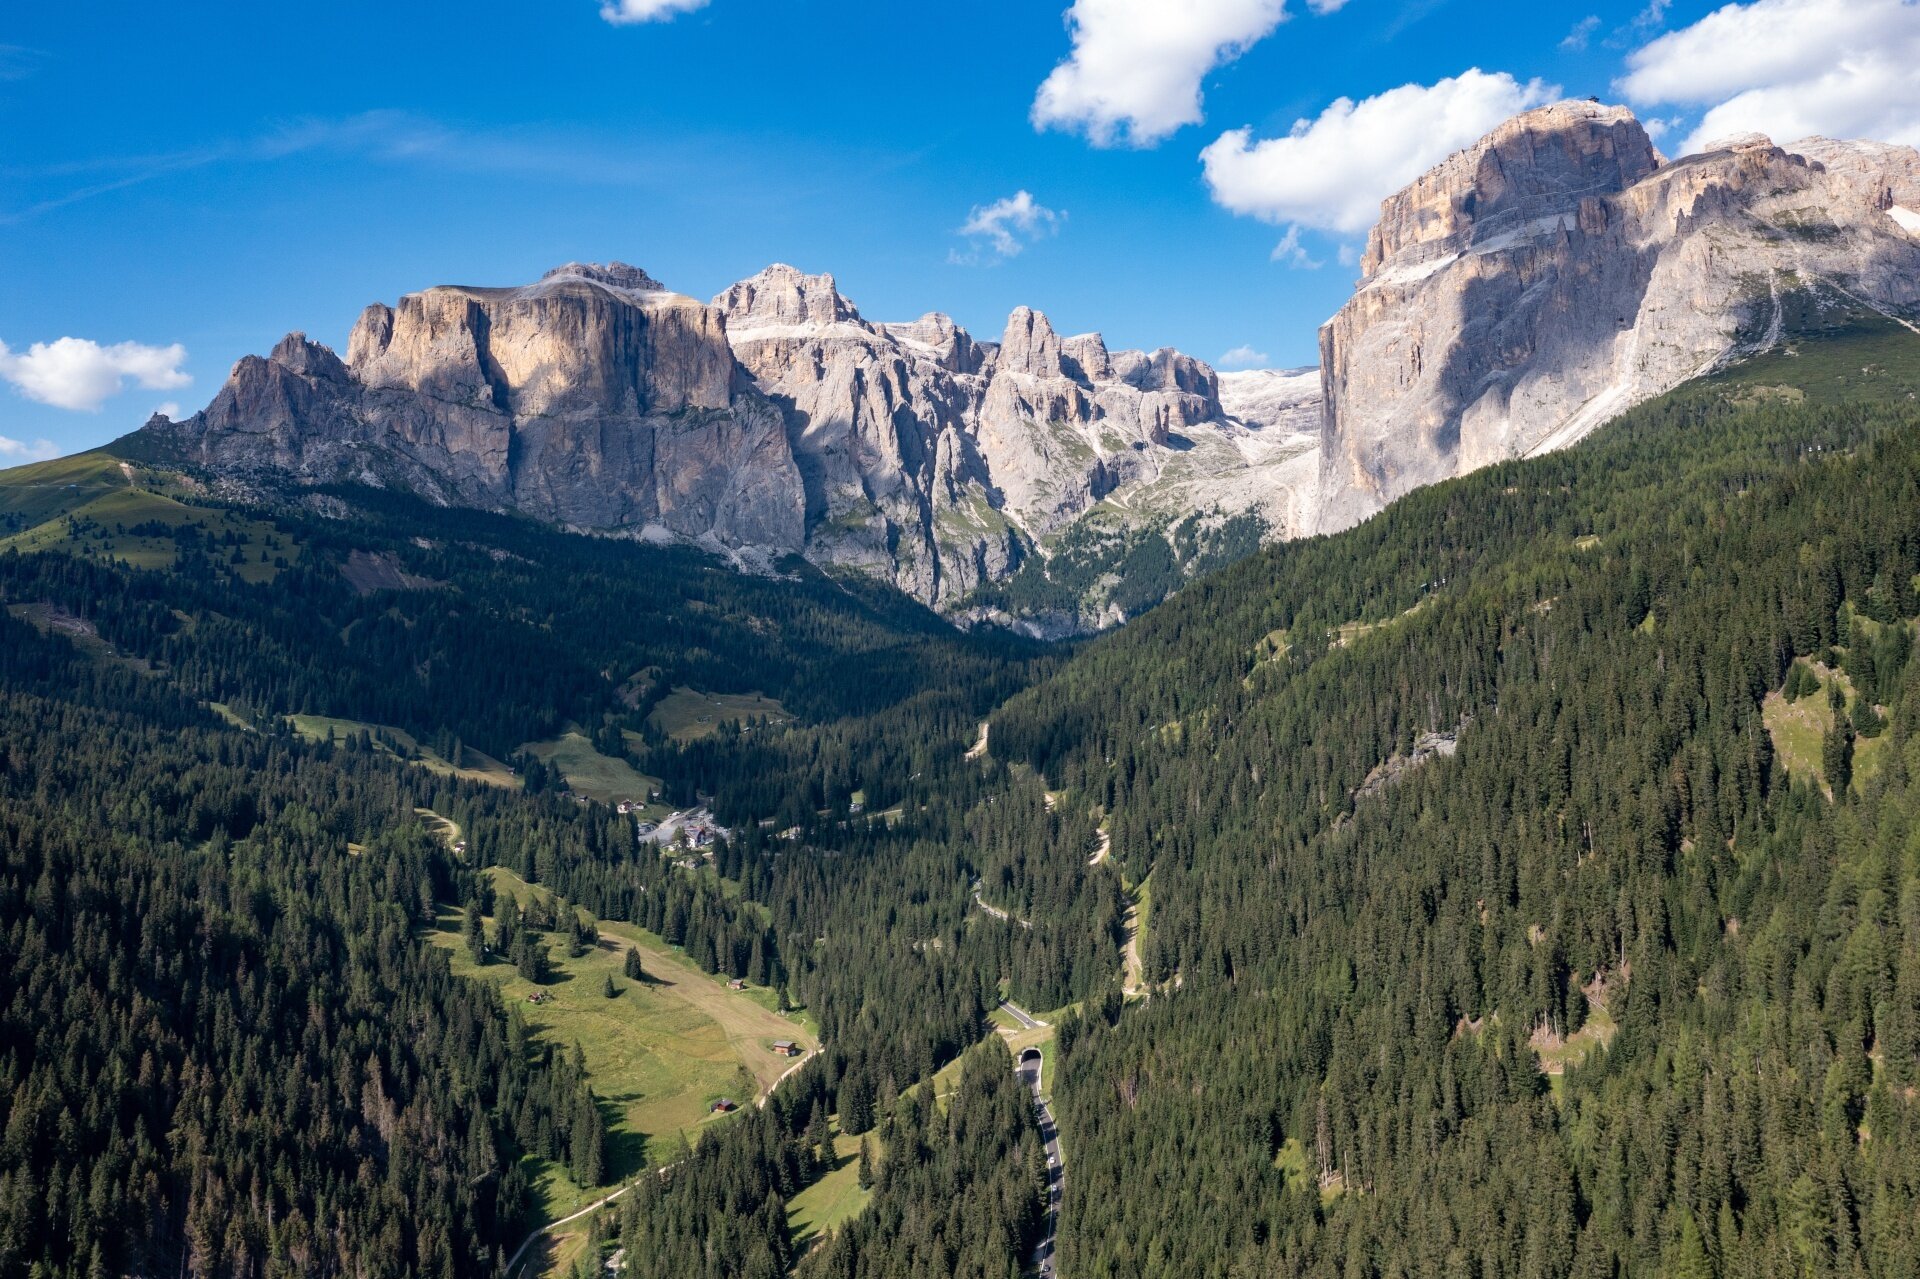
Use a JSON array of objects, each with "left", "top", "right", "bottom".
[
  {"left": 0, "top": 458, "right": 306, "bottom": 585},
  {"left": 647, "top": 686, "right": 792, "bottom": 743},
  {"left": 520, "top": 731, "right": 663, "bottom": 809},
  {"left": 287, "top": 714, "right": 520, "bottom": 787},
  {"left": 1760, "top": 661, "right": 1890, "bottom": 796},
  {"left": 427, "top": 867, "right": 813, "bottom": 1220},
  {"left": 0, "top": 450, "right": 134, "bottom": 528},
  {"left": 787, "top": 1131, "right": 879, "bottom": 1255}
]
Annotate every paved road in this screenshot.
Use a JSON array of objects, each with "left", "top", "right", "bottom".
[
  {"left": 999, "top": 998, "right": 1045, "bottom": 1031},
  {"left": 1018, "top": 1048, "right": 1064, "bottom": 1279}
]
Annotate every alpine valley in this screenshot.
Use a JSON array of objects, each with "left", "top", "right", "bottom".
[{"left": 9, "top": 91, "right": 1920, "bottom": 1279}]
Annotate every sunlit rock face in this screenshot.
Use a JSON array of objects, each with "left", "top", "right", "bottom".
[{"left": 1317, "top": 101, "right": 1920, "bottom": 532}]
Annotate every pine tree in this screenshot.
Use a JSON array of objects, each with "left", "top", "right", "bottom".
[
  {"left": 1669, "top": 1213, "right": 1713, "bottom": 1279},
  {"left": 624, "top": 946, "right": 645, "bottom": 981},
  {"left": 517, "top": 934, "right": 552, "bottom": 985},
  {"left": 603, "top": 973, "right": 618, "bottom": 999},
  {"left": 1823, "top": 718, "right": 1854, "bottom": 795},
  {"left": 569, "top": 1085, "right": 606, "bottom": 1187},
  {"left": 806, "top": 1103, "right": 833, "bottom": 1168},
  {"left": 463, "top": 898, "right": 486, "bottom": 964}
]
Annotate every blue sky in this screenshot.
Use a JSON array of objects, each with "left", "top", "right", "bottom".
[{"left": 3, "top": 0, "right": 1915, "bottom": 459}]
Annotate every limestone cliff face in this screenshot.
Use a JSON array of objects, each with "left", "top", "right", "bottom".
[
  {"left": 1318, "top": 102, "right": 1920, "bottom": 531},
  {"left": 151, "top": 263, "right": 805, "bottom": 548},
  {"left": 710, "top": 266, "right": 1312, "bottom": 608},
  {"left": 711, "top": 264, "right": 1004, "bottom": 602},
  {"left": 135, "top": 104, "right": 1920, "bottom": 631},
  {"left": 143, "top": 259, "right": 1316, "bottom": 623}
]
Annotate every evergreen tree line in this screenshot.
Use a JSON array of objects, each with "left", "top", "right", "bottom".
[
  {"left": 983, "top": 388, "right": 1920, "bottom": 1277},
  {"left": 0, "top": 610, "right": 601, "bottom": 1278}
]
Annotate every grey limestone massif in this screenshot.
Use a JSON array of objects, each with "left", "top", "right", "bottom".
[{"left": 140, "top": 102, "right": 1920, "bottom": 626}]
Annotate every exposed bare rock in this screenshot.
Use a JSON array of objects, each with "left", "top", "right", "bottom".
[
  {"left": 710, "top": 264, "right": 1008, "bottom": 603},
  {"left": 874, "top": 313, "right": 989, "bottom": 374},
  {"left": 710, "top": 265, "right": 1308, "bottom": 611},
  {"left": 1317, "top": 101, "right": 1920, "bottom": 532},
  {"left": 145, "top": 263, "right": 805, "bottom": 549},
  {"left": 1355, "top": 728, "right": 1461, "bottom": 801},
  {"left": 340, "top": 550, "right": 447, "bottom": 596}
]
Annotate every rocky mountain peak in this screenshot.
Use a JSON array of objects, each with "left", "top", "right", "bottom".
[
  {"left": 269, "top": 332, "right": 347, "bottom": 381},
  {"left": 998, "top": 306, "right": 1064, "bottom": 378},
  {"left": 540, "top": 261, "right": 667, "bottom": 294},
  {"left": 712, "top": 264, "right": 864, "bottom": 333},
  {"left": 1361, "top": 99, "right": 1661, "bottom": 278},
  {"left": 1059, "top": 332, "right": 1112, "bottom": 382},
  {"left": 1320, "top": 99, "right": 1920, "bottom": 535},
  {"left": 872, "top": 312, "right": 987, "bottom": 374}
]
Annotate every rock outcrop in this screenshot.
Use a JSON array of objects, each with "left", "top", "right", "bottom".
[
  {"left": 707, "top": 264, "right": 1318, "bottom": 608},
  {"left": 1317, "top": 101, "right": 1920, "bottom": 531},
  {"left": 146, "top": 263, "right": 806, "bottom": 549},
  {"left": 135, "top": 99, "right": 1920, "bottom": 632},
  {"left": 137, "top": 260, "right": 1321, "bottom": 625}
]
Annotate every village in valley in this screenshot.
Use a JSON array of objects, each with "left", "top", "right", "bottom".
[{"left": 630, "top": 804, "right": 729, "bottom": 867}]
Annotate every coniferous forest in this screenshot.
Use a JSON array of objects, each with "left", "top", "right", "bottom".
[{"left": 4, "top": 355, "right": 1920, "bottom": 1278}]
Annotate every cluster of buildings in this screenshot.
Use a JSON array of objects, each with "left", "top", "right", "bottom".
[{"left": 635, "top": 806, "right": 730, "bottom": 851}]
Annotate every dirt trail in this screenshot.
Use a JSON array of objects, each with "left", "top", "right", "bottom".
[
  {"left": 503, "top": 944, "right": 820, "bottom": 1277},
  {"left": 1120, "top": 885, "right": 1146, "bottom": 997}
]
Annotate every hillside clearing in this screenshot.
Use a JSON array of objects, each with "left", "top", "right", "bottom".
[
  {"left": 520, "top": 730, "right": 663, "bottom": 808},
  {"left": 1760, "top": 661, "right": 1888, "bottom": 797},
  {"left": 648, "top": 687, "right": 791, "bottom": 743},
  {"left": 429, "top": 867, "right": 813, "bottom": 1222},
  {"left": 788, "top": 1131, "right": 879, "bottom": 1255},
  {"left": 287, "top": 714, "right": 519, "bottom": 787}
]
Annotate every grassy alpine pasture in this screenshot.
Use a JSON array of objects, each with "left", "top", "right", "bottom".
[
  {"left": 0, "top": 466, "right": 305, "bottom": 584},
  {"left": 787, "top": 1130, "right": 879, "bottom": 1256},
  {"left": 428, "top": 867, "right": 813, "bottom": 1221},
  {"left": 0, "top": 449, "right": 139, "bottom": 528},
  {"left": 287, "top": 713, "right": 521, "bottom": 787},
  {"left": 520, "top": 730, "right": 663, "bottom": 808},
  {"left": 647, "top": 686, "right": 792, "bottom": 743}
]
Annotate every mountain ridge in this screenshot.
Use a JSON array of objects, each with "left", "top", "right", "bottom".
[
  {"left": 129, "top": 259, "right": 1320, "bottom": 631},
  {"left": 118, "top": 99, "right": 1920, "bottom": 630}
]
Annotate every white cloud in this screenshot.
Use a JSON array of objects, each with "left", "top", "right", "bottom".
[
  {"left": 0, "top": 44, "right": 45, "bottom": 81},
  {"left": 1560, "top": 15, "right": 1601, "bottom": 49},
  {"left": 1619, "top": 0, "right": 1920, "bottom": 154},
  {"left": 599, "top": 0, "right": 708, "bottom": 24},
  {"left": 1217, "top": 344, "right": 1271, "bottom": 369},
  {"left": 1336, "top": 242, "right": 1360, "bottom": 267},
  {"left": 154, "top": 401, "right": 183, "bottom": 420},
  {"left": 1270, "top": 225, "right": 1323, "bottom": 268},
  {"left": 0, "top": 337, "right": 190, "bottom": 412},
  {"left": 953, "top": 190, "right": 1063, "bottom": 262},
  {"left": 0, "top": 435, "right": 60, "bottom": 462},
  {"left": 1200, "top": 70, "right": 1557, "bottom": 233},
  {"left": 1033, "top": 0, "right": 1289, "bottom": 147}
]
